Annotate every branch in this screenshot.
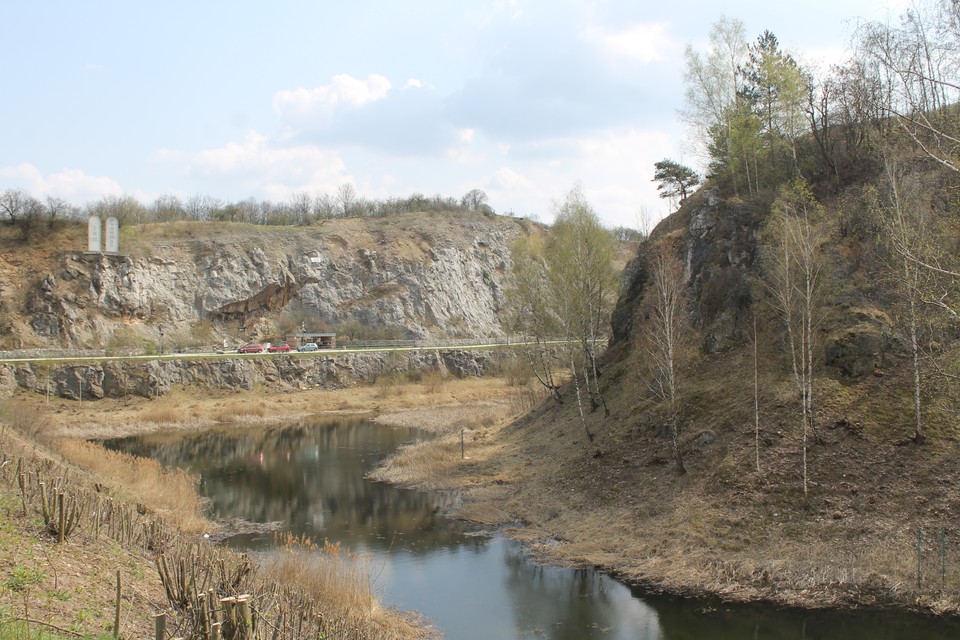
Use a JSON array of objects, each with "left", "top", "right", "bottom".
[
  {"left": 892, "top": 112, "right": 960, "bottom": 174},
  {"left": 11, "top": 618, "right": 84, "bottom": 638}
]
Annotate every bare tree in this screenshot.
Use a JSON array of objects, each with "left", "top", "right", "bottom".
[
  {"left": 0, "top": 188, "right": 44, "bottom": 239},
  {"left": 859, "top": 0, "right": 960, "bottom": 174},
  {"left": 337, "top": 183, "right": 358, "bottom": 218},
  {"left": 288, "top": 192, "right": 313, "bottom": 226},
  {"left": 765, "top": 180, "right": 825, "bottom": 496},
  {"left": 647, "top": 242, "right": 690, "bottom": 474}
]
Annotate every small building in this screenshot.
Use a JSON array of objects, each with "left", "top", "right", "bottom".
[{"left": 287, "top": 332, "right": 337, "bottom": 349}]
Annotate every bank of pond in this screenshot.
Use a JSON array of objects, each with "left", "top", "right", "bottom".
[{"left": 103, "top": 418, "right": 960, "bottom": 639}]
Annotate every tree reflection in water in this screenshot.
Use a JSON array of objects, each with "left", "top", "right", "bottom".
[{"left": 105, "top": 418, "right": 479, "bottom": 554}]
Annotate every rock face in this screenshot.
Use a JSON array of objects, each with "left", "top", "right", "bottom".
[
  {"left": 9, "top": 213, "right": 534, "bottom": 350},
  {"left": 0, "top": 349, "right": 506, "bottom": 400},
  {"left": 611, "top": 187, "right": 908, "bottom": 379},
  {"left": 610, "top": 187, "right": 761, "bottom": 353}
]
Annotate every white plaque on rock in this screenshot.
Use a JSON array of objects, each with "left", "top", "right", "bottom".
[
  {"left": 87, "top": 216, "right": 102, "bottom": 252},
  {"left": 105, "top": 216, "right": 119, "bottom": 253}
]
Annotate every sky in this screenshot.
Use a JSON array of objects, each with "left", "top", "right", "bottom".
[{"left": 0, "top": 0, "right": 907, "bottom": 229}]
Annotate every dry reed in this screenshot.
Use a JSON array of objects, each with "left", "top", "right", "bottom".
[
  {"left": 212, "top": 402, "right": 267, "bottom": 422},
  {"left": 141, "top": 405, "right": 188, "bottom": 424},
  {"left": 55, "top": 439, "right": 209, "bottom": 533},
  {"left": 261, "top": 535, "right": 426, "bottom": 639}
]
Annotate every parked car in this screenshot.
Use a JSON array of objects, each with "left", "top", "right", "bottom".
[
  {"left": 297, "top": 342, "right": 319, "bottom": 352},
  {"left": 237, "top": 343, "right": 263, "bottom": 353},
  {"left": 268, "top": 342, "right": 291, "bottom": 353}
]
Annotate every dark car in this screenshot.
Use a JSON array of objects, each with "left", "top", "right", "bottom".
[
  {"left": 268, "top": 342, "right": 291, "bottom": 353},
  {"left": 237, "top": 343, "right": 263, "bottom": 353}
]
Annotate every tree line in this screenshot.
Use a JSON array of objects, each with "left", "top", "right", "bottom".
[
  {"left": 670, "top": 3, "right": 960, "bottom": 199},
  {"left": 0, "top": 186, "right": 498, "bottom": 240}
]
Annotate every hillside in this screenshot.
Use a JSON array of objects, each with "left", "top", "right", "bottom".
[
  {"left": 0, "top": 211, "right": 545, "bottom": 351},
  {"left": 380, "top": 174, "right": 960, "bottom": 615}
]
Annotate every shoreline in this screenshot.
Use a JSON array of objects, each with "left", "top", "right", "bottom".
[
  {"left": 22, "top": 377, "right": 960, "bottom": 621},
  {"left": 367, "top": 402, "right": 960, "bottom": 620}
]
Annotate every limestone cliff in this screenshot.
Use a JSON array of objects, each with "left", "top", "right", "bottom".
[{"left": 3, "top": 212, "right": 539, "bottom": 350}]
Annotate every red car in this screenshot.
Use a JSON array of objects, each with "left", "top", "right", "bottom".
[
  {"left": 268, "top": 342, "right": 291, "bottom": 353},
  {"left": 237, "top": 343, "right": 263, "bottom": 353}
]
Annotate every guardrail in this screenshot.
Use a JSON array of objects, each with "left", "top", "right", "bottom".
[{"left": 0, "top": 337, "right": 582, "bottom": 363}]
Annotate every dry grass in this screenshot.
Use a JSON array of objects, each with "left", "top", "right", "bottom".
[
  {"left": 0, "top": 400, "right": 56, "bottom": 443},
  {"left": 141, "top": 404, "right": 188, "bottom": 423},
  {"left": 44, "top": 374, "right": 529, "bottom": 440},
  {"left": 55, "top": 439, "right": 209, "bottom": 533},
  {"left": 369, "top": 437, "right": 465, "bottom": 490},
  {"left": 211, "top": 401, "right": 267, "bottom": 422},
  {"left": 420, "top": 370, "right": 447, "bottom": 394},
  {"left": 262, "top": 536, "right": 429, "bottom": 639},
  {"left": 371, "top": 383, "right": 544, "bottom": 492}
]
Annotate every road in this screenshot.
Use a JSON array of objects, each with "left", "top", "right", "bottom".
[{"left": 0, "top": 338, "right": 572, "bottom": 366}]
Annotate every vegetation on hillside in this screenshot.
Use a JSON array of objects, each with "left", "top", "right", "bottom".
[
  {"left": 0, "top": 187, "right": 501, "bottom": 241},
  {"left": 368, "top": 0, "right": 960, "bottom": 615}
]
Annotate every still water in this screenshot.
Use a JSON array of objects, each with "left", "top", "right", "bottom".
[{"left": 105, "top": 419, "right": 960, "bottom": 639}]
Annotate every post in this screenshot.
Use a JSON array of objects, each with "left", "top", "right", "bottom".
[
  {"left": 114, "top": 569, "right": 122, "bottom": 639},
  {"left": 46, "top": 365, "right": 50, "bottom": 406},
  {"left": 941, "top": 530, "right": 947, "bottom": 588},
  {"left": 460, "top": 429, "right": 465, "bottom": 459},
  {"left": 917, "top": 527, "right": 923, "bottom": 590},
  {"left": 57, "top": 492, "right": 65, "bottom": 544},
  {"left": 154, "top": 612, "right": 166, "bottom": 640}
]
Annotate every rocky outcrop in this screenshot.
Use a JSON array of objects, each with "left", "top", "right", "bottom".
[
  {"left": 0, "top": 349, "right": 506, "bottom": 400},
  {"left": 14, "top": 213, "right": 532, "bottom": 349},
  {"left": 610, "top": 187, "right": 761, "bottom": 353}
]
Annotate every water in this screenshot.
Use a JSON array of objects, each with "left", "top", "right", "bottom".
[{"left": 104, "top": 419, "right": 960, "bottom": 639}]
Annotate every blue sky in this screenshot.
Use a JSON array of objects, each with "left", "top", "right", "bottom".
[{"left": 0, "top": 1, "right": 904, "bottom": 228}]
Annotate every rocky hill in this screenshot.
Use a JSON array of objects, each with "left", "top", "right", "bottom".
[
  {"left": 474, "top": 168, "right": 960, "bottom": 612},
  {"left": 0, "top": 212, "right": 541, "bottom": 351}
]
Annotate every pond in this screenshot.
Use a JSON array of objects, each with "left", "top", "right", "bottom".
[{"left": 104, "top": 418, "right": 960, "bottom": 639}]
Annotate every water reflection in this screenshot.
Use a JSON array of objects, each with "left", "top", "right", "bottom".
[
  {"left": 106, "top": 418, "right": 474, "bottom": 553},
  {"left": 105, "top": 420, "right": 960, "bottom": 640}
]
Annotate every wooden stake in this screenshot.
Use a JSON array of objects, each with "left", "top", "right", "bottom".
[
  {"left": 114, "top": 569, "right": 122, "bottom": 639},
  {"left": 57, "top": 492, "right": 65, "bottom": 544},
  {"left": 153, "top": 613, "right": 166, "bottom": 640}
]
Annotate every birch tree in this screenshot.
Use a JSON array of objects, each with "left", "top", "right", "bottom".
[
  {"left": 765, "top": 180, "right": 825, "bottom": 496},
  {"left": 880, "top": 161, "right": 927, "bottom": 442},
  {"left": 647, "top": 242, "right": 690, "bottom": 474},
  {"left": 859, "top": 0, "right": 960, "bottom": 174},
  {"left": 547, "top": 185, "right": 619, "bottom": 418},
  {"left": 506, "top": 234, "right": 564, "bottom": 402}
]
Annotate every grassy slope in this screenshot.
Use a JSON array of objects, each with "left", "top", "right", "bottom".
[
  {"left": 370, "top": 187, "right": 960, "bottom": 615},
  {"left": 0, "top": 431, "right": 167, "bottom": 639},
  {"left": 408, "top": 334, "right": 960, "bottom": 614}
]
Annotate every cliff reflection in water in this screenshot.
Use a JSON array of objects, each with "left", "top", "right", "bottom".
[{"left": 105, "top": 418, "right": 478, "bottom": 554}]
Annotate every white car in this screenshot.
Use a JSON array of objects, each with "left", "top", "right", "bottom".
[{"left": 297, "top": 342, "right": 319, "bottom": 352}]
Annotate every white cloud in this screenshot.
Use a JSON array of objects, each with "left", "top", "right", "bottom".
[
  {"left": 155, "top": 132, "right": 351, "bottom": 196},
  {"left": 489, "top": 167, "right": 535, "bottom": 191},
  {"left": 0, "top": 163, "right": 124, "bottom": 202},
  {"left": 583, "top": 22, "right": 674, "bottom": 64},
  {"left": 273, "top": 74, "right": 392, "bottom": 122}
]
